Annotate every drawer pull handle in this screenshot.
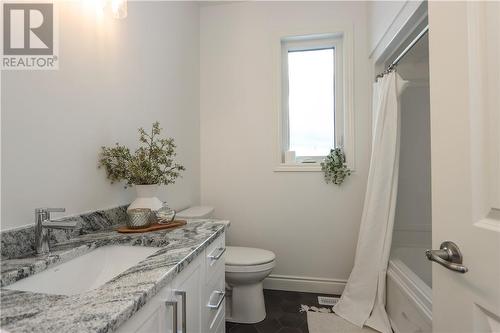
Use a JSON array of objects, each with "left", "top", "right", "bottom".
[
  {"left": 207, "top": 290, "right": 226, "bottom": 309},
  {"left": 165, "top": 300, "right": 178, "bottom": 333},
  {"left": 174, "top": 290, "right": 187, "bottom": 333},
  {"left": 208, "top": 247, "right": 226, "bottom": 261}
]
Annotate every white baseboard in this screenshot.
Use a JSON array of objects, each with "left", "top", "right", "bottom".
[{"left": 263, "top": 274, "right": 347, "bottom": 295}]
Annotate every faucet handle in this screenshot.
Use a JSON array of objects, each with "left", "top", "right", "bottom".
[
  {"left": 36, "top": 208, "right": 66, "bottom": 213},
  {"left": 46, "top": 208, "right": 66, "bottom": 213},
  {"left": 45, "top": 208, "right": 66, "bottom": 220},
  {"left": 35, "top": 208, "right": 66, "bottom": 219}
]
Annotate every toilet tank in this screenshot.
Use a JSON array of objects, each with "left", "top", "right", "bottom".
[{"left": 176, "top": 206, "right": 214, "bottom": 219}]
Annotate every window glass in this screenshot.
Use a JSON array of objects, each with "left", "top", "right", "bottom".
[{"left": 287, "top": 48, "right": 335, "bottom": 157}]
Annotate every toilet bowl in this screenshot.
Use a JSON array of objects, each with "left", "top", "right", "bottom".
[{"left": 225, "top": 246, "right": 275, "bottom": 324}]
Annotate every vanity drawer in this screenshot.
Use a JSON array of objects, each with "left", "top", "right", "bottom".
[
  {"left": 204, "top": 266, "right": 226, "bottom": 333},
  {"left": 205, "top": 233, "right": 225, "bottom": 281}
]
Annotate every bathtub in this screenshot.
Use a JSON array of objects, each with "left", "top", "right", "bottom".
[{"left": 387, "top": 246, "right": 432, "bottom": 333}]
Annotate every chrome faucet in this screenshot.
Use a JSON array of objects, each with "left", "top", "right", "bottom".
[{"left": 35, "top": 208, "right": 77, "bottom": 255}]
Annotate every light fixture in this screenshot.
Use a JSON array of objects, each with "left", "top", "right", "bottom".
[{"left": 111, "top": 0, "right": 127, "bottom": 19}]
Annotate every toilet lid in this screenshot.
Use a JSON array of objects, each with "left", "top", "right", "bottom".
[
  {"left": 176, "top": 206, "right": 214, "bottom": 219},
  {"left": 225, "top": 246, "right": 275, "bottom": 266}
]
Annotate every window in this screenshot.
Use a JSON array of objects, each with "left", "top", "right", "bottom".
[
  {"left": 280, "top": 34, "right": 346, "bottom": 168},
  {"left": 288, "top": 48, "right": 335, "bottom": 157}
]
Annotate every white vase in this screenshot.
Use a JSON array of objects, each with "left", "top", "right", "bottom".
[{"left": 128, "top": 184, "right": 163, "bottom": 212}]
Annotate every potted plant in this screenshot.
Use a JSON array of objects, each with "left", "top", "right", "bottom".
[
  {"left": 98, "top": 121, "right": 185, "bottom": 212},
  {"left": 320, "top": 147, "right": 352, "bottom": 185}
]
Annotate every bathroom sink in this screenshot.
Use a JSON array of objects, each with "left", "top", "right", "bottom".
[{"left": 5, "top": 245, "right": 158, "bottom": 296}]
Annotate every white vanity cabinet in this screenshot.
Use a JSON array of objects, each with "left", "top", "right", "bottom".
[
  {"left": 203, "top": 234, "right": 226, "bottom": 333},
  {"left": 116, "top": 232, "right": 226, "bottom": 333}
]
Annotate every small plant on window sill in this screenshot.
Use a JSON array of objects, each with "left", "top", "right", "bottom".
[{"left": 320, "top": 147, "right": 352, "bottom": 185}]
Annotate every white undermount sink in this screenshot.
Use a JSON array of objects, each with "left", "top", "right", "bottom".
[{"left": 5, "top": 245, "right": 158, "bottom": 296}]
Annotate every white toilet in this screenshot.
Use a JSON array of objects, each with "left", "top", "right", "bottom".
[
  {"left": 176, "top": 205, "right": 215, "bottom": 219},
  {"left": 176, "top": 206, "right": 276, "bottom": 324},
  {"left": 225, "top": 246, "right": 275, "bottom": 324}
]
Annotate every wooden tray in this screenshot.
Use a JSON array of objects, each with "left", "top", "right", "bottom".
[{"left": 117, "top": 220, "right": 187, "bottom": 233}]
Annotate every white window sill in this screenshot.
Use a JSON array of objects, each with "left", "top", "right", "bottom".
[{"left": 274, "top": 163, "right": 323, "bottom": 172}]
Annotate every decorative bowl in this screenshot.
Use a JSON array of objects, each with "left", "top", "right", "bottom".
[
  {"left": 156, "top": 204, "right": 176, "bottom": 224},
  {"left": 126, "top": 208, "right": 152, "bottom": 229}
]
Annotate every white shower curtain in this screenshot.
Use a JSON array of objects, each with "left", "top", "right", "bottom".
[{"left": 333, "top": 72, "right": 407, "bottom": 333}]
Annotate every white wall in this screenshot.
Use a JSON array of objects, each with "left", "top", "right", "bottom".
[
  {"left": 393, "top": 84, "right": 431, "bottom": 248},
  {"left": 1, "top": 2, "right": 200, "bottom": 230},
  {"left": 368, "top": 1, "right": 406, "bottom": 53},
  {"left": 200, "top": 2, "right": 371, "bottom": 293}
]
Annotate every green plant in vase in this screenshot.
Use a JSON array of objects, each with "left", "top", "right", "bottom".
[
  {"left": 320, "top": 147, "right": 352, "bottom": 185},
  {"left": 98, "top": 121, "right": 185, "bottom": 213}
]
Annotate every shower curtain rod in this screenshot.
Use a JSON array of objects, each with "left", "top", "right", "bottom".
[{"left": 375, "top": 25, "right": 429, "bottom": 81}]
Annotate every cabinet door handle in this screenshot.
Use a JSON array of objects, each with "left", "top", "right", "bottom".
[
  {"left": 175, "top": 290, "right": 187, "bottom": 333},
  {"left": 207, "top": 290, "right": 226, "bottom": 310},
  {"left": 165, "top": 300, "right": 178, "bottom": 333},
  {"left": 208, "top": 247, "right": 226, "bottom": 261}
]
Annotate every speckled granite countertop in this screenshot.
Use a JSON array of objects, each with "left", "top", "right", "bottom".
[{"left": 0, "top": 219, "right": 227, "bottom": 333}]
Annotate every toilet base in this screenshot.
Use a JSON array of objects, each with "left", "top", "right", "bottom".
[{"left": 226, "top": 282, "right": 266, "bottom": 324}]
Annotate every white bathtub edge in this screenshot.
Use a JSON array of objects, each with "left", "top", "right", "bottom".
[{"left": 388, "top": 258, "right": 432, "bottom": 321}]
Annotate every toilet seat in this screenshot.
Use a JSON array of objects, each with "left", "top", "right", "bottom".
[
  {"left": 225, "top": 246, "right": 275, "bottom": 265},
  {"left": 226, "top": 260, "right": 275, "bottom": 273},
  {"left": 225, "top": 246, "right": 276, "bottom": 273}
]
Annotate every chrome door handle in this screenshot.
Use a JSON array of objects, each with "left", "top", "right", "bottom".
[
  {"left": 165, "top": 300, "right": 178, "bottom": 333},
  {"left": 425, "top": 241, "right": 468, "bottom": 273},
  {"left": 208, "top": 247, "right": 226, "bottom": 261},
  {"left": 175, "top": 290, "right": 186, "bottom": 333},
  {"left": 207, "top": 290, "right": 225, "bottom": 309}
]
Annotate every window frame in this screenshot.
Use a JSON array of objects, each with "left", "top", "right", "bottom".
[{"left": 276, "top": 32, "right": 354, "bottom": 172}]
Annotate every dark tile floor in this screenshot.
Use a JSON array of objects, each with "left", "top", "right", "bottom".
[{"left": 225, "top": 289, "right": 339, "bottom": 333}]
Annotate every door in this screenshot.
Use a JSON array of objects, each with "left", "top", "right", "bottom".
[
  {"left": 428, "top": 1, "right": 500, "bottom": 332},
  {"left": 116, "top": 284, "right": 177, "bottom": 333},
  {"left": 173, "top": 255, "right": 204, "bottom": 333}
]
